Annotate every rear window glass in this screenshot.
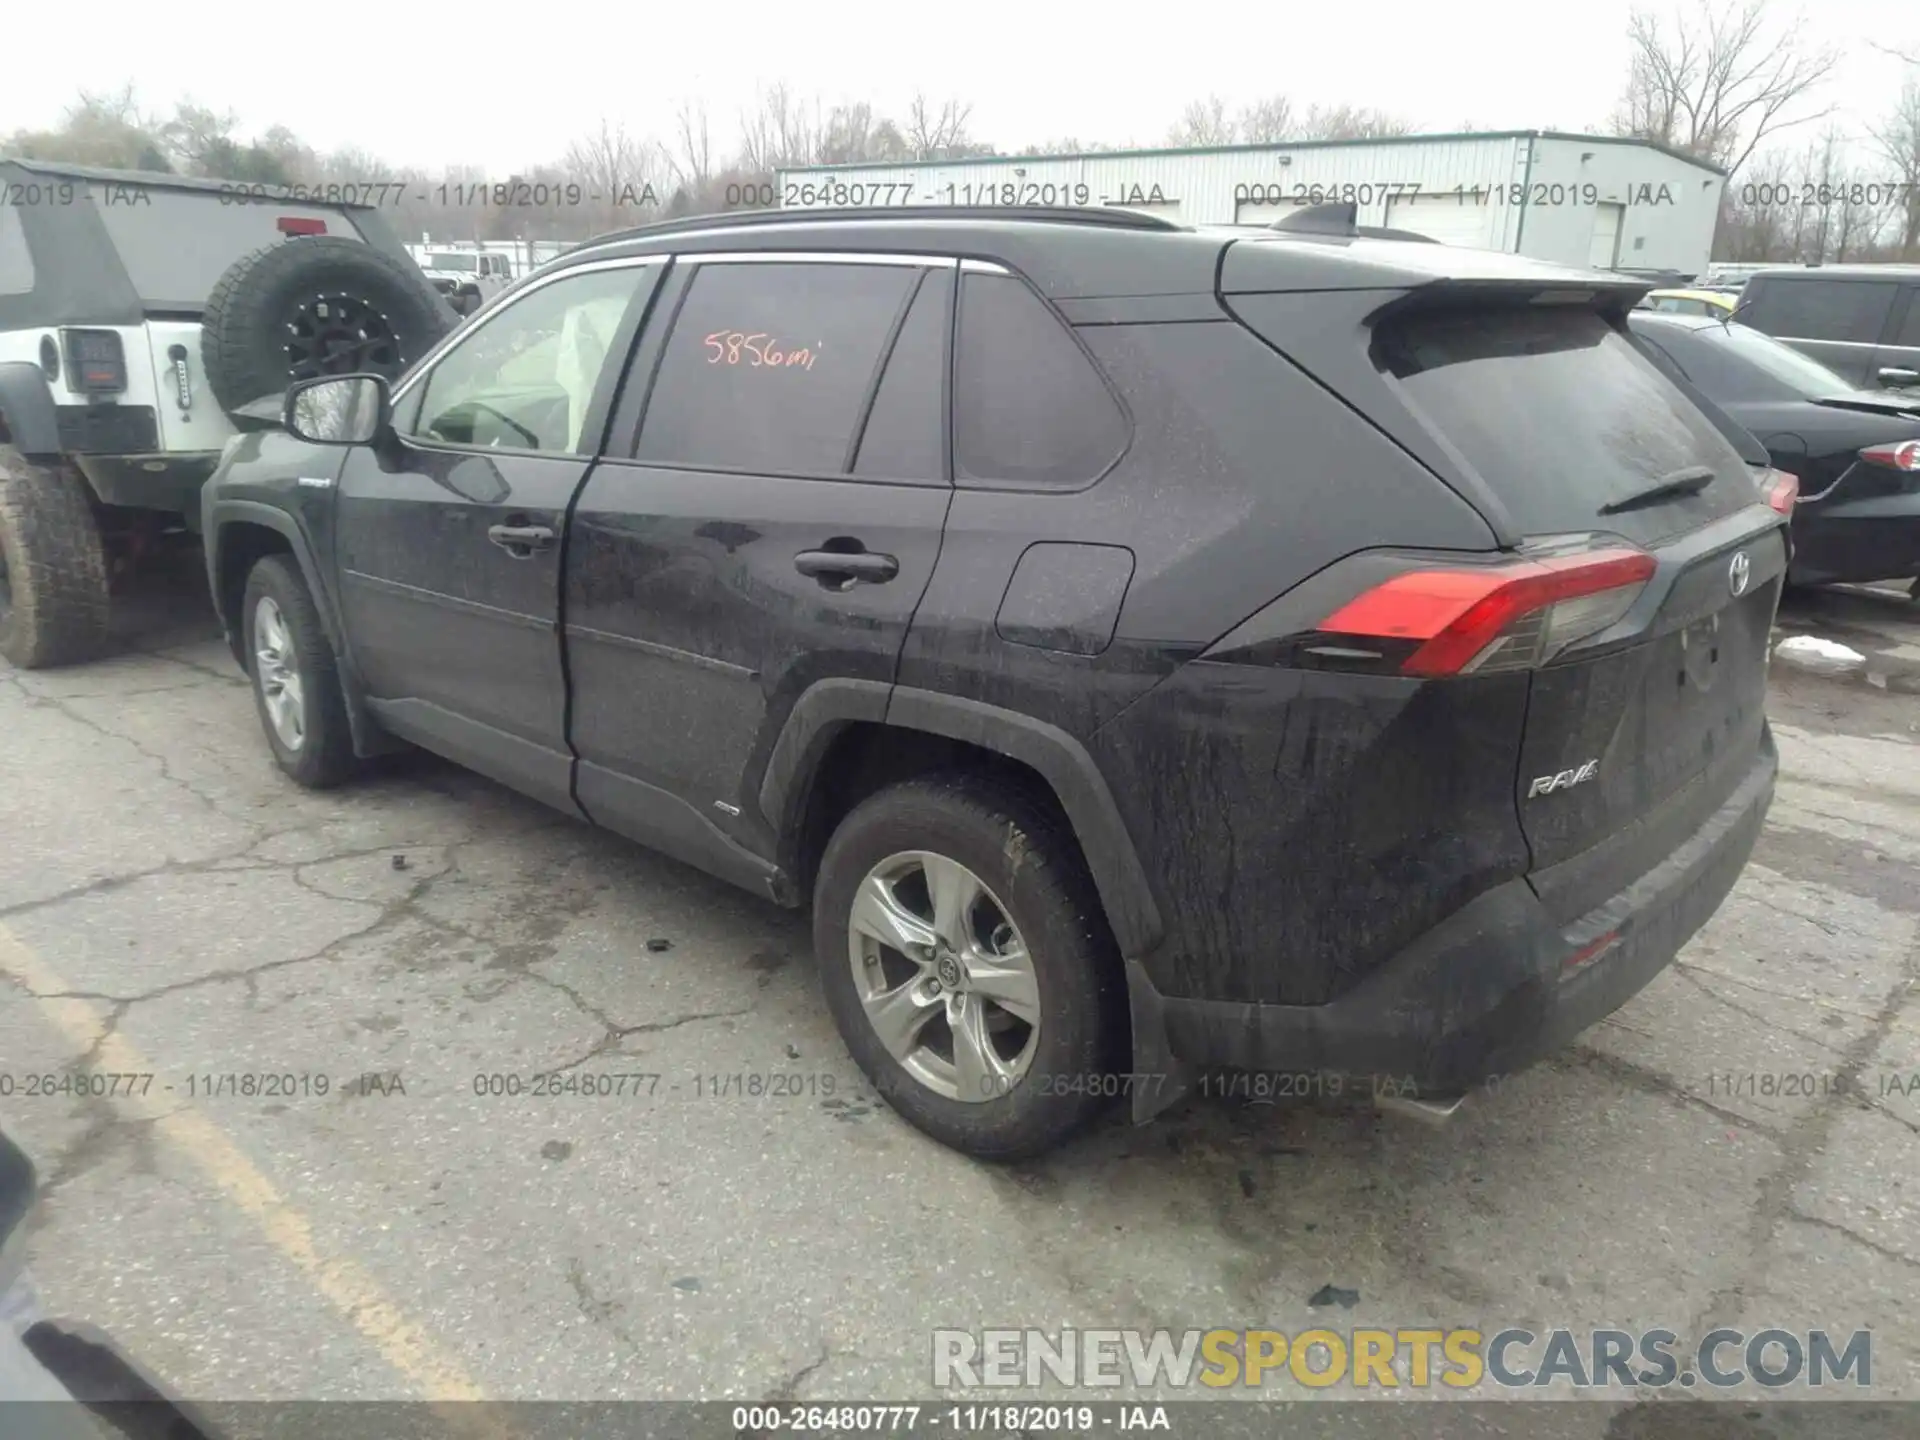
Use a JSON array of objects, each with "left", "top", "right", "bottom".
[
  {"left": 1377, "top": 306, "right": 1752, "bottom": 537},
  {"left": 90, "top": 190, "right": 368, "bottom": 310},
  {"left": 1742, "top": 278, "right": 1897, "bottom": 344}
]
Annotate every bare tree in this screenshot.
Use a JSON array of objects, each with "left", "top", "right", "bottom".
[
  {"left": 738, "top": 84, "right": 820, "bottom": 174},
  {"left": 1298, "top": 103, "right": 1414, "bottom": 140},
  {"left": 669, "top": 100, "right": 715, "bottom": 193},
  {"left": 560, "top": 119, "right": 663, "bottom": 236},
  {"left": 1613, "top": 1, "right": 1838, "bottom": 176},
  {"left": 902, "top": 94, "right": 982, "bottom": 160},
  {"left": 5, "top": 84, "right": 172, "bottom": 170},
  {"left": 1871, "top": 77, "right": 1920, "bottom": 258},
  {"left": 1167, "top": 95, "right": 1236, "bottom": 147},
  {"left": 1239, "top": 97, "right": 1296, "bottom": 144}
]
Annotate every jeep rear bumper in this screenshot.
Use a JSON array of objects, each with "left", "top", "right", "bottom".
[
  {"left": 73, "top": 453, "right": 220, "bottom": 517},
  {"left": 1128, "top": 730, "right": 1776, "bottom": 1118}
]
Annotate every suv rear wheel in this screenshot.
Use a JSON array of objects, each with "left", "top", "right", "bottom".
[
  {"left": 812, "top": 774, "right": 1122, "bottom": 1160},
  {"left": 0, "top": 447, "right": 111, "bottom": 669}
]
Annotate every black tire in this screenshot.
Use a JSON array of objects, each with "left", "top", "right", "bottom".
[
  {"left": 202, "top": 236, "right": 458, "bottom": 415},
  {"left": 0, "top": 445, "right": 110, "bottom": 669},
  {"left": 240, "top": 555, "right": 356, "bottom": 787},
  {"left": 812, "top": 773, "right": 1124, "bottom": 1161}
]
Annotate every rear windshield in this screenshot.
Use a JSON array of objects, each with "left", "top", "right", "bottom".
[
  {"left": 1375, "top": 306, "right": 1754, "bottom": 540},
  {"left": 90, "top": 190, "right": 369, "bottom": 311},
  {"left": 427, "top": 253, "right": 478, "bottom": 271}
]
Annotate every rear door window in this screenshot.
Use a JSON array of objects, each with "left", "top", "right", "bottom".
[
  {"left": 953, "top": 271, "right": 1128, "bottom": 489},
  {"left": 1742, "top": 278, "right": 1897, "bottom": 343},
  {"left": 635, "top": 260, "right": 920, "bottom": 476},
  {"left": 1376, "top": 306, "right": 1755, "bottom": 542}
]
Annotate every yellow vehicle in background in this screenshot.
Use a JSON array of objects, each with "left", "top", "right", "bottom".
[{"left": 1637, "top": 288, "right": 1740, "bottom": 319}]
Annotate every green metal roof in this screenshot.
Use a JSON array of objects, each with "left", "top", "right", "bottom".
[{"left": 780, "top": 130, "right": 1728, "bottom": 180}]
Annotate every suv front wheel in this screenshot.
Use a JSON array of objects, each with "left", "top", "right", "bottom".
[
  {"left": 812, "top": 774, "right": 1122, "bottom": 1160},
  {"left": 242, "top": 556, "right": 355, "bottom": 787}
]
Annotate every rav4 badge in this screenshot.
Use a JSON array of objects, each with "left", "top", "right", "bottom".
[{"left": 1528, "top": 759, "right": 1600, "bottom": 798}]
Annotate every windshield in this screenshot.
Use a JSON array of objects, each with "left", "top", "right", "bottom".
[
  {"left": 1718, "top": 320, "right": 1856, "bottom": 395},
  {"left": 426, "top": 252, "right": 478, "bottom": 271}
]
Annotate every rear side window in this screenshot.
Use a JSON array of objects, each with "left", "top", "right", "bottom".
[
  {"left": 90, "top": 190, "right": 370, "bottom": 310},
  {"left": 1377, "top": 307, "right": 1752, "bottom": 540},
  {"left": 636, "top": 261, "right": 919, "bottom": 475},
  {"left": 953, "top": 272, "right": 1127, "bottom": 489},
  {"left": 1742, "top": 278, "right": 1897, "bottom": 344}
]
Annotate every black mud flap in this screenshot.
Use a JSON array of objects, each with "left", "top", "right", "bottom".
[{"left": 1124, "top": 957, "right": 1193, "bottom": 1124}]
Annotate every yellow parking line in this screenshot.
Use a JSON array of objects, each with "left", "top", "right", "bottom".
[{"left": 0, "top": 923, "right": 508, "bottom": 1433}]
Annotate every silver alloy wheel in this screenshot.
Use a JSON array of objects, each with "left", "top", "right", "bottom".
[
  {"left": 846, "top": 850, "right": 1041, "bottom": 1103},
  {"left": 253, "top": 595, "right": 306, "bottom": 751}
]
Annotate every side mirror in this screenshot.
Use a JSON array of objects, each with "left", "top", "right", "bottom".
[
  {"left": 1878, "top": 366, "right": 1920, "bottom": 390},
  {"left": 284, "top": 374, "right": 392, "bottom": 445}
]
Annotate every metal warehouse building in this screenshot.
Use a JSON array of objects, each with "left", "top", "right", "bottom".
[{"left": 777, "top": 130, "right": 1726, "bottom": 277}]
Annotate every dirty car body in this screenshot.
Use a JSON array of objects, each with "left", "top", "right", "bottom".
[{"left": 203, "top": 207, "right": 1785, "bottom": 1157}]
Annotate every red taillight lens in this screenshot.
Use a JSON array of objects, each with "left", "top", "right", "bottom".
[
  {"left": 1860, "top": 440, "right": 1920, "bottom": 472},
  {"left": 1317, "top": 548, "right": 1657, "bottom": 677},
  {"left": 277, "top": 216, "right": 327, "bottom": 236},
  {"left": 1762, "top": 468, "right": 1798, "bottom": 514}
]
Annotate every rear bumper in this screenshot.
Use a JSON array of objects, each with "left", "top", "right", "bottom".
[
  {"left": 1790, "top": 489, "right": 1920, "bottom": 585},
  {"left": 72, "top": 452, "right": 220, "bottom": 515},
  {"left": 1132, "top": 730, "right": 1775, "bottom": 1110}
]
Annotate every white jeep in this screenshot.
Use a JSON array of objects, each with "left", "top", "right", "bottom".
[
  {"left": 0, "top": 157, "right": 458, "bottom": 667},
  {"left": 415, "top": 248, "right": 514, "bottom": 315}
]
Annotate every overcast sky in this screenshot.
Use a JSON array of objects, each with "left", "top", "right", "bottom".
[{"left": 5, "top": 0, "right": 1915, "bottom": 172}]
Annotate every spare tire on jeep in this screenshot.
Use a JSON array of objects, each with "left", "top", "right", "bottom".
[{"left": 201, "top": 236, "right": 459, "bottom": 414}]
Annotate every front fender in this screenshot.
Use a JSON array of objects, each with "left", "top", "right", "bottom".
[{"left": 0, "top": 361, "right": 60, "bottom": 458}]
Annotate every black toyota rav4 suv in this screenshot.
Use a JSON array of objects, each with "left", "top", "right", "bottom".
[{"left": 202, "top": 206, "right": 1785, "bottom": 1160}]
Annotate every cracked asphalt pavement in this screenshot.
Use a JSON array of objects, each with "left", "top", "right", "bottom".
[{"left": 1, "top": 566, "right": 1917, "bottom": 1417}]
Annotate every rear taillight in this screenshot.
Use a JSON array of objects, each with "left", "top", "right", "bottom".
[
  {"left": 60, "top": 329, "right": 127, "bottom": 394},
  {"left": 277, "top": 216, "right": 327, "bottom": 236},
  {"left": 1860, "top": 440, "right": 1920, "bottom": 472},
  {"left": 1762, "top": 468, "right": 1799, "bottom": 514},
  {"left": 1316, "top": 548, "right": 1657, "bottom": 676}
]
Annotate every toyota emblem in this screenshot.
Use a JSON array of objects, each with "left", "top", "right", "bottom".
[{"left": 1728, "top": 550, "right": 1751, "bottom": 597}]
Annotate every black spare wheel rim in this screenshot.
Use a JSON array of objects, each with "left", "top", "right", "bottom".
[
  {"left": 202, "top": 235, "right": 458, "bottom": 415},
  {"left": 285, "top": 292, "right": 405, "bottom": 383}
]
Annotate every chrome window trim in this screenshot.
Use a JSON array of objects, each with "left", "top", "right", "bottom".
[
  {"left": 681, "top": 250, "right": 957, "bottom": 268},
  {"left": 391, "top": 255, "right": 661, "bottom": 405}
]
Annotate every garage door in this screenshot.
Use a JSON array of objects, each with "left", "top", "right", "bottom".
[
  {"left": 1588, "top": 203, "right": 1624, "bottom": 269},
  {"left": 1384, "top": 195, "right": 1493, "bottom": 248}
]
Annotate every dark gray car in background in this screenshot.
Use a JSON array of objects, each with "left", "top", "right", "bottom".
[{"left": 1736, "top": 265, "right": 1920, "bottom": 392}]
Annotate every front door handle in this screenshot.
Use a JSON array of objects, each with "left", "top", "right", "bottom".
[
  {"left": 488, "top": 523, "right": 554, "bottom": 557},
  {"left": 794, "top": 549, "right": 900, "bottom": 588},
  {"left": 1879, "top": 366, "right": 1920, "bottom": 388}
]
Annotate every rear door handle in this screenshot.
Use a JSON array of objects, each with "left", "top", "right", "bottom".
[
  {"left": 1879, "top": 366, "right": 1920, "bottom": 388},
  {"left": 487, "top": 524, "right": 554, "bottom": 556},
  {"left": 794, "top": 549, "right": 900, "bottom": 587}
]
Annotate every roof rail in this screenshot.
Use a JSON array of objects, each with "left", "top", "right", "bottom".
[{"left": 583, "top": 204, "right": 1186, "bottom": 248}]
